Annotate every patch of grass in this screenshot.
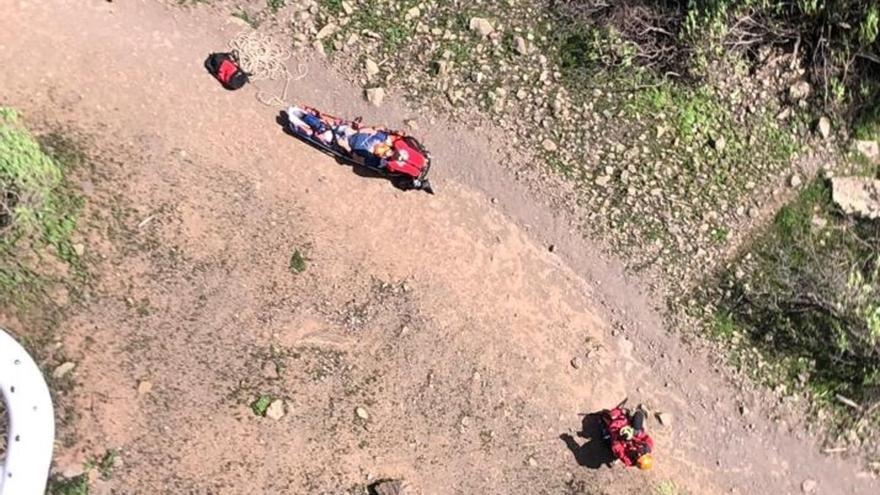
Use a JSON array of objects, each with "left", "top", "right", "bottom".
[
  {"left": 854, "top": 101, "right": 880, "bottom": 141},
  {"left": 289, "top": 249, "right": 307, "bottom": 273},
  {"left": 712, "top": 310, "right": 736, "bottom": 338},
  {"left": 232, "top": 8, "right": 260, "bottom": 29},
  {"left": 266, "top": 0, "right": 285, "bottom": 14},
  {"left": 0, "top": 108, "right": 83, "bottom": 310},
  {"left": 48, "top": 474, "right": 89, "bottom": 495},
  {"left": 97, "top": 449, "right": 118, "bottom": 480},
  {"left": 251, "top": 394, "right": 272, "bottom": 416},
  {"left": 319, "top": 0, "right": 344, "bottom": 14}
]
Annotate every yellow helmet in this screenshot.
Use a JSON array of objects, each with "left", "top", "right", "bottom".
[
  {"left": 637, "top": 453, "right": 654, "bottom": 470},
  {"left": 374, "top": 143, "right": 393, "bottom": 157}
]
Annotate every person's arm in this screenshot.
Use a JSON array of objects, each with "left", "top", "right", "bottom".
[{"left": 610, "top": 440, "right": 633, "bottom": 466}]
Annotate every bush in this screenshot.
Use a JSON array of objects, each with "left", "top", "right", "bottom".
[{"left": 718, "top": 179, "right": 880, "bottom": 408}]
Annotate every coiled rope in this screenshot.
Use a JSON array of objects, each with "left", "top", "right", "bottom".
[{"left": 229, "top": 31, "right": 308, "bottom": 106}]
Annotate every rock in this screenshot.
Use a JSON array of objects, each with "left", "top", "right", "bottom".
[
  {"left": 801, "top": 479, "right": 817, "bottom": 493},
  {"left": 341, "top": 1, "right": 353, "bottom": 15},
  {"left": 789, "top": 174, "right": 802, "bottom": 188},
  {"left": 789, "top": 80, "right": 811, "bottom": 101},
  {"left": 595, "top": 175, "right": 611, "bottom": 187},
  {"left": 548, "top": 244, "right": 556, "bottom": 253},
  {"left": 315, "top": 23, "right": 338, "bottom": 40},
  {"left": 265, "top": 400, "right": 285, "bottom": 420},
  {"left": 370, "top": 479, "right": 411, "bottom": 495},
  {"left": 469, "top": 17, "right": 494, "bottom": 37},
  {"left": 527, "top": 456, "right": 538, "bottom": 467},
  {"left": 435, "top": 60, "right": 452, "bottom": 77},
  {"left": 137, "top": 380, "right": 153, "bottom": 395},
  {"left": 52, "top": 361, "right": 76, "bottom": 379},
  {"left": 73, "top": 243, "right": 85, "bottom": 257},
  {"left": 831, "top": 177, "right": 880, "bottom": 219},
  {"left": 365, "top": 87, "right": 386, "bottom": 107},
  {"left": 570, "top": 356, "right": 582, "bottom": 369},
  {"left": 811, "top": 215, "right": 828, "bottom": 230},
  {"left": 817, "top": 116, "right": 831, "bottom": 139},
  {"left": 854, "top": 140, "right": 879, "bottom": 162},
  {"left": 404, "top": 119, "right": 419, "bottom": 130},
  {"left": 514, "top": 36, "right": 529, "bottom": 55},
  {"left": 515, "top": 88, "right": 528, "bottom": 100},
  {"left": 365, "top": 59, "right": 380, "bottom": 78},
  {"left": 541, "top": 139, "right": 558, "bottom": 152},
  {"left": 405, "top": 6, "right": 420, "bottom": 21},
  {"left": 656, "top": 412, "right": 673, "bottom": 426},
  {"left": 356, "top": 406, "right": 369, "bottom": 420},
  {"left": 262, "top": 361, "right": 279, "bottom": 379},
  {"left": 312, "top": 40, "right": 326, "bottom": 57},
  {"left": 713, "top": 136, "right": 726, "bottom": 152}
]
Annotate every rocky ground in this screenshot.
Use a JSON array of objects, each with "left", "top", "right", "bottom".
[
  {"left": 190, "top": 0, "right": 880, "bottom": 463},
  {"left": 2, "top": 0, "right": 880, "bottom": 494}
]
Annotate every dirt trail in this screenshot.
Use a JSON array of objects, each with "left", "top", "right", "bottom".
[{"left": 0, "top": 1, "right": 877, "bottom": 494}]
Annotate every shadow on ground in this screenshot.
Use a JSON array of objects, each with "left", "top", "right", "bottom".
[{"left": 560, "top": 412, "right": 616, "bottom": 469}]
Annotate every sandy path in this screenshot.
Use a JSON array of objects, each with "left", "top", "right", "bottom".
[{"left": 0, "top": 1, "right": 876, "bottom": 494}]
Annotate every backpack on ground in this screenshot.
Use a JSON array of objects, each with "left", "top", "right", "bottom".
[{"left": 204, "top": 51, "right": 249, "bottom": 90}]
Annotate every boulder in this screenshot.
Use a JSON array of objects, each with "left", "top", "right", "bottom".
[{"left": 831, "top": 177, "right": 880, "bottom": 220}]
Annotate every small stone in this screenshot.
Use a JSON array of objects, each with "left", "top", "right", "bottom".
[
  {"left": 789, "top": 80, "right": 811, "bottom": 101},
  {"left": 405, "top": 6, "right": 420, "bottom": 20},
  {"left": 548, "top": 244, "right": 556, "bottom": 253},
  {"left": 365, "top": 87, "right": 385, "bottom": 107},
  {"left": 435, "top": 60, "right": 452, "bottom": 77},
  {"left": 713, "top": 136, "right": 726, "bottom": 152},
  {"left": 370, "top": 479, "right": 410, "bottom": 495},
  {"left": 356, "top": 406, "right": 369, "bottom": 420},
  {"left": 739, "top": 404, "right": 749, "bottom": 416},
  {"left": 262, "top": 361, "right": 279, "bottom": 379},
  {"left": 469, "top": 17, "right": 494, "bottom": 37},
  {"left": 541, "top": 139, "right": 558, "bottom": 152},
  {"left": 312, "top": 40, "right": 326, "bottom": 57},
  {"left": 490, "top": 197, "right": 498, "bottom": 204},
  {"left": 137, "top": 380, "right": 153, "bottom": 395},
  {"left": 516, "top": 88, "right": 528, "bottom": 100},
  {"left": 52, "top": 361, "right": 76, "bottom": 379},
  {"left": 265, "top": 400, "right": 285, "bottom": 420},
  {"left": 854, "top": 140, "right": 880, "bottom": 162},
  {"left": 570, "top": 356, "right": 582, "bottom": 369},
  {"left": 460, "top": 416, "right": 471, "bottom": 427},
  {"left": 315, "top": 23, "right": 338, "bottom": 40},
  {"left": 527, "top": 456, "right": 538, "bottom": 467},
  {"left": 341, "top": 1, "right": 354, "bottom": 15},
  {"left": 656, "top": 412, "right": 673, "bottom": 426},
  {"left": 364, "top": 59, "right": 380, "bottom": 78},
  {"left": 801, "top": 479, "right": 817, "bottom": 493},
  {"left": 404, "top": 119, "right": 419, "bottom": 130},
  {"left": 514, "top": 36, "right": 529, "bottom": 55},
  {"left": 595, "top": 176, "right": 611, "bottom": 187},
  {"left": 817, "top": 116, "right": 831, "bottom": 139},
  {"left": 789, "top": 174, "right": 802, "bottom": 188},
  {"left": 73, "top": 243, "right": 85, "bottom": 257}
]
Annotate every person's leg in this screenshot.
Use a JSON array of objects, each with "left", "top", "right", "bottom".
[{"left": 631, "top": 410, "right": 646, "bottom": 433}]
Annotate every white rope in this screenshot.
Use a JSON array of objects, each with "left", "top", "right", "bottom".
[{"left": 229, "top": 31, "right": 308, "bottom": 106}]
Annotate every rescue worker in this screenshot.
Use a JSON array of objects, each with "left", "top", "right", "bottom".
[{"left": 605, "top": 404, "right": 654, "bottom": 470}]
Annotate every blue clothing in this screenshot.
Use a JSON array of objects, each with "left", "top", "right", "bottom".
[
  {"left": 349, "top": 131, "right": 388, "bottom": 153},
  {"left": 302, "top": 113, "right": 328, "bottom": 133}
]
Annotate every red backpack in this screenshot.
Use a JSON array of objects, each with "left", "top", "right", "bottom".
[{"left": 204, "top": 51, "right": 249, "bottom": 90}]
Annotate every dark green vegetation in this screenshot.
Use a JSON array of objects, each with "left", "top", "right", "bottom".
[
  {"left": 289, "top": 248, "right": 307, "bottom": 273},
  {"left": 553, "top": 0, "right": 880, "bottom": 131},
  {"left": 713, "top": 174, "right": 880, "bottom": 410},
  {"left": 0, "top": 108, "right": 84, "bottom": 317}
]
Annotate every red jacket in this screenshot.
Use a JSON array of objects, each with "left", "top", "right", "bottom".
[{"left": 606, "top": 408, "right": 654, "bottom": 467}]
